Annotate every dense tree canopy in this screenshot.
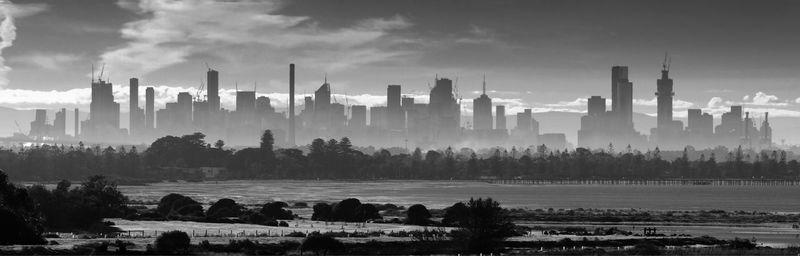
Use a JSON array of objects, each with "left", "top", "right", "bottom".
[{"left": 1, "top": 131, "right": 798, "bottom": 181}]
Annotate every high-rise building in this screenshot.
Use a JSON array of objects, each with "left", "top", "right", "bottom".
[
  {"left": 429, "top": 77, "right": 460, "bottom": 140},
  {"left": 687, "top": 109, "right": 713, "bottom": 136},
  {"left": 29, "top": 109, "right": 47, "bottom": 137},
  {"left": 516, "top": 109, "right": 532, "bottom": 131},
  {"left": 495, "top": 105, "right": 506, "bottom": 130},
  {"left": 129, "top": 78, "right": 140, "bottom": 136},
  {"left": 656, "top": 58, "right": 674, "bottom": 130},
  {"left": 611, "top": 66, "right": 627, "bottom": 114},
  {"left": 145, "top": 87, "right": 154, "bottom": 130},
  {"left": 612, "top": 66, "right": 634, "bottom": 127},
  {"left": 761, "top": 112, "right": 772, "bottom": 148},
  {"left": 74, "top": 108, "right": 79, "bottom": 137},
  {"left": 288, "top": 63, "right": 296, "bottom": 145},
  {"left": 473, "top": 76, "right": 493, "bottom": 130},
  {"left": 370, "top": 106, "right": 387, "bottom": 129},
  {"left": 54, "top": 108, "right": 66, "bottom": 137},
  {"left": 387, "top": 85, "right": 403, "bottom": 129},
  {"left": 587, "top": 96, "right": 606, "bottom": 117},
  {"left": 207, "top": 69, "right": 220, "bottom": 112},
  {"left": 313, "top": 80, "right": 331, "bottom": 127},
  {"left": 350, "top": 105, "right": 367, "bottom": 129},
  {"left": 235, "top": 91, "right": 256, "bottom": 115},
  {"left": 83, "top": 77, "right": 120, "bottom": 140}
]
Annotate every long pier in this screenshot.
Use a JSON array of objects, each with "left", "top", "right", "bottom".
[{"left": 484, "top": 179, "right": 800, "bottom": 186}]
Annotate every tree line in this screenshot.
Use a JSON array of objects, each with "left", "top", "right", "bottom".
[{"left": 1, "top": 131, "right": 798, "bottom": 181}]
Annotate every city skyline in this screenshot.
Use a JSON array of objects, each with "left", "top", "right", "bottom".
[{"left": 0, "top": 0, "right": 799, "bottom": 145}]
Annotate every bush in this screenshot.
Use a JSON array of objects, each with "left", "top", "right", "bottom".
[
  {"left": 154, "top": 230, "right": 191, "bottom": 254},
  {"left": 157, "top": 193, "right": 204, "bottom": 218},
  {"left": 300, "top": 235, "right": 345, "bottom": 255},
  {"left": 628, "top": 242, "right": 661, "bottom": 255},
  {"left": 442, "top": 202, "right": 469, "bottom": 226},
  {"left": 312, "top": 203, "right": 333, "bottom": 221},
  {"left": 261, "top": 201, "right": 293, "bottom": 220},
  {"left": 355, "top": 204, "right": 381, "bottom": 221},
  {"left": 0, "top": 207, "right": 46, "bottom": 245},
  {"left": 206, "top": 198, "right": 242, "bottom": 219},
  {"left": 406, "top": 204, "right": 432, "bottom": 225},
  {"left": 332, "top": 198, "right": 361, "bottom": 222},
  {"left": 454, "top": 197, "right": 516, "bottom": 253},
  {"left": 293, "top": 202, "right": 309, "bottom": 208}
]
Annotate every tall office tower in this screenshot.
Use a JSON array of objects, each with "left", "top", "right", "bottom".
[
  {"left": 588, "top": 96, "right": 606, "bottom": 116},
  {"left": 350, "top": 105, "right": 367, "bottom": 129},
  {"left": 401, "top": 96, "right": 414, "bottom": 109},
  {"left": 74, "top": 108, "right": 79, "bottom": 137},
  {"left": 84, "top": 77, "right": 120, "bottom": 139},
  {"left": 687, "top": 109, "right": 713, "bottom": 136},
  {"left": 235, "top": 91, "right": 256, "bottom": 115},
  {"left": 145, "top": 87, "right": 154, "bottom": 130},
  {"left": 129, "top": 78, "right": 139, "bottom": 136},
  {"left": 313, "top": 80, "right": 331, "bottom": 127},
  {"left": 54, "top": 108, "right": 66, "bottom": 137},
  {"left": 429, "top": 77, "right": 460, "bottom": 135},
  {"left": 473, "top": 76, "right": 493, "bottom": 130},
  {"left": 207, "top": 69, "right": 220, "bottom": 112},
  {"left": 304, "top": 96, "right": 314, "bottom": 113},
  {"left": 256, "top": 96, "right": 274, "bottom": 114},
  {"left": 611, "top": 66, "right": 627, "bottom": 114},
  {"left": 177, "top": 92, "right": 194, "bottom": 130},
  {"left": 29, "top": 109, "right": 47, "bottom": 137},
  {"left": 288, "top": 64, "right": 296, "bottom": 145},
  {"left": 761, "top": 112, "right": 772, "bottom": 148},
  {"left": 656, "top": 57, "right": 674, "bottom": 129},
  {"left": 611, "top": 66, "right": 634, "bottom": 127},
  {"left": 302, "top": 96, "right": 314, "bottom": 127},
  {"left": 370, "top": 106, "right": 388, "bottom": 129},
  {"left": 516, "top": 109, "right": 532, "bottom": 131},
  {"left": 495, "top": 105, "right": 506, "bottom": 130},
  {"left": 387, "top": 85, "right": 403, "bottom": 130}
]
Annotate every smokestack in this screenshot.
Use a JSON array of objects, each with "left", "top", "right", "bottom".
[
  {"left": 288, "top": 63, "right": 296, "bottom": 146},
  {"left": 74, "top": 108, "right": 79, "bottom": 137}
]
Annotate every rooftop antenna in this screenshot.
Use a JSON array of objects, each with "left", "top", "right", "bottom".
[
  {"left": 254, "top": 81, "right": 257, "bottom": 92},
  {"left": 99, "top": 63, "right": 105, "bottom": 81},
  {"left": 662, "top": 52, "right": 668, "bottom": 71},
  {"left": 91, "top": 64, "right": 95, "bottom": 83},
  {"left": 235, "top": 81, "right": 239, "bottom": 92},
  {"left": 324, "top": 73, "right": 328, "bottom": 84},
  {"left": 482, "top": 73, "right": 487, "bottom": 95},
  {"left": 205, "top": 62, "right": 211, "bottom": 71}
]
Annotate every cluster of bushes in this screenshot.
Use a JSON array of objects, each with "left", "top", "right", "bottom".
[
  {"left": 128, "top": 193, "right": 297, "bottom": 228},
  {"left": 311, "top": 198, "right": 381, "bottom": 222},
  {"left": 1, "top": 170, "right": 130, "bottom": 245},
  {"left": 506, "top": 207, "right": 800, "bottom": 223}
]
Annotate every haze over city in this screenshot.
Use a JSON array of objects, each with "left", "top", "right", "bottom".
[{"left": 0, "top": 0, "right": 799, "bottom": 146}]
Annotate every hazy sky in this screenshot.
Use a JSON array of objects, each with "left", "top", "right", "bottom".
[{"left": 1, "top": 0, "right": 799, "bottom": 122}]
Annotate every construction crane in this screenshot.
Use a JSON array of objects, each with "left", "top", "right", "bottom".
[{"left": 14, "top": 120, "right": 23, "bottom": 134}]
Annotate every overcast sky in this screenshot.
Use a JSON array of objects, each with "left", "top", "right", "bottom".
[{"left": 1, "top": 0, "right": 799, "bottom": 122}]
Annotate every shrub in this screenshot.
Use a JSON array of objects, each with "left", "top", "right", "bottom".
[
  {"left": 312, "top": 203, "right": 333, "bottom": 221},
  {"left": 355, "top": 204, "right": 381, "bottom": 221},
  {"left": 157, "top": 193, "right": 204, "bottom": 218},
  {"left": 332, "top": 198, "right": 361, "bottom": 222},
  {"left": 406, "top": 204, "right": 432, "bottom": 225},
  {"left": 300, "top": 235, "right": 345, "bottom": 255},
  {"left": 154, "top": 230, "right": 191, "bottom": 254},
  {"left": 206, "top": 198, "right": 242, "bottom": 219},
  {"left": 0, "top": 207, "right": 46, "bottom": 245},
  {"left": 442, "top": 202, "right": 469, "bottom": 226},
  {"left": 261, "top": 201, "right": 293, "bottom": 220}
]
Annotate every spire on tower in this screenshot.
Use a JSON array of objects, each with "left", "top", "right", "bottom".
[{"left": 482, "top": 74, "right": 486, "bottom": 95}]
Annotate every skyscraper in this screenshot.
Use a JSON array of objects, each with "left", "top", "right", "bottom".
[
  {"left": 656, "top": 57, "right": 674, "bottom": 130},
  {"left": 495, "top": 105, "right": 506, "bottom": 130},
  {"left": 350, "top": 105, "right": 367, "bottom": 129},
  {"left": 207, "top": 69, "right": 220, "bottom": 112},
  {"left": 54, "top": 108, "right": 66, "bottom": 137},
  {"left": 588, "top": 96, "right": 606, "bottom": 116},
  {"left": 313, "top": 80, "right": 331, "bottom": 127},
  {"left": 473, "top": 76, "right": 492, "bottom": 130},
  {"left": 288, "top": 63, "right": 296, "bottom": 145},
  {"left": 612, "top": 66, "right": 634, "bottom": 127},
  {"left": 145, "top": 87, "right": 154, "bottom": 130},
  {"left": 129, "top": 78, "right": 141, "bottom": 136},
  {"left": 387, "top": 85, "right": 403, "bottom": 130},
  {"left": 429, "top": 77, "right": 460, "bottom": 138},
  {"left": 83, "top": 77, "right": 120, "bottom": 140},
  {"left": 74, "top": 108, "right": 79, "bottom": 137}
]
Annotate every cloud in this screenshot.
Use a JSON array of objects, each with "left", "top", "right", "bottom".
[
  {"left": 11, "top": 52, "right": 82, "bottom": 71},
  {"left": 101, "top": 0, "right": 414, "bottom": 76},
  {"left": 0, "top": 1, "right": 16, "bottom": 88},
  {"left": 707, "top": 97, "right": 723, "bottom": 108},
  {"left": 633, "top": 97, "right": 694, "bottom": 109},
  {"left": 545, "top": 98, "right": 587, "bottom": 108},
  {"left": 796, "top": 97, "right": 800, "bottom": 104}
]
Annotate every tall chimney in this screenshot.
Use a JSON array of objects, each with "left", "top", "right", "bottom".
[{"left": 289, "top": 63, "right": 296, "bottom": 146}]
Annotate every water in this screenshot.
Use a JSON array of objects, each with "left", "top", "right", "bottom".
[{"left": 119, "top": 180, "right": 800, "bottom": 212}]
